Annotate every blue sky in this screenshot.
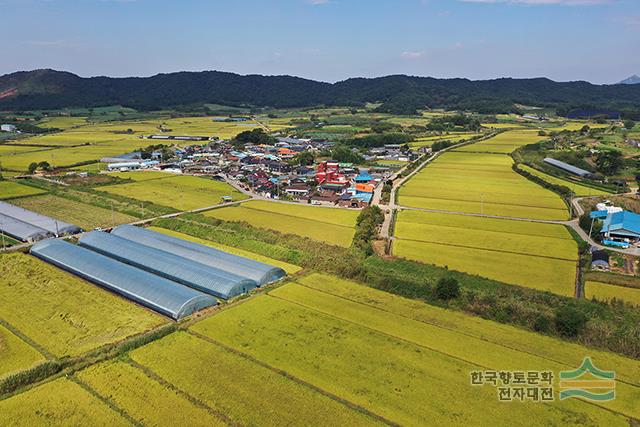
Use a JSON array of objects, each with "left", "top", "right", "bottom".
[{"left": 1, "top": 0, "right": 638, "bottom": 84}]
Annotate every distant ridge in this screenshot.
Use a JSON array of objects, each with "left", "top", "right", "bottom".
[
  {"left": 2, "top": 69, "right": 640, "bottom": 114},
  {"left": 618, "top": 75, "right": 640, "bottom": 85}
]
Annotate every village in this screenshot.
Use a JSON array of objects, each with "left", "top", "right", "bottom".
[{"left": 99, "top": 132, "right": 422, "bottom": 208}]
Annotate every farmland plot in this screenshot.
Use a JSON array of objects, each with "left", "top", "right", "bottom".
[
  {"left": 12, "top": 194, "right": 136, "bottom": 230},
  {"left": 0, "top": 253, "right": 163, "bottom": 357},
  {"left": 518, "top": 164, "right": 611, "bottom": 196},
  {"left": 586, "top": 281, "right": 640, "bottom": 307},
  {"left": 455, "top": 129, "right": 543, "bottom": 153},
  {"left": 0, "top": 181, "right": 46, "bottom": 199},
  {"left": 204, "top": 200, "right": 359, "bottom": 247},
  {"left": 131, "top": 331, "right": 381, "bottom": 427},
  {"left": 77, "top": 361, "right": 227, "bottom": 427},
  {"left": 0, "top": 324, "right": 44, "bottom": 379},
  {"left": 393, "top": 211, "right": 577, "bottom": 295},
  {"left": 100, "top": 175, "right": 248, "bottom": 211},
  {"left": 189, "top": 281, "right": 633, "bottom": 425},
  {"left": 0, "top": 378, "right": 129, "bottom": 426},
  {"left": 398, "top": 151, "right": 568, "bottom": 220}
]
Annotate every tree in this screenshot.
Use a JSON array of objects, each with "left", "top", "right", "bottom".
[
  {"left": 624, "top": 120, "right": 636, "bottom": 130},
  {"left": 595, "top": 150, "right": 623, "bottom": 175},
  {"left": 435, "top": 277, "right": 460, "bottom": 300},
  {"left": 555, "top": 305, "right": 587, "bottom": 337},
  {"left": 233, "top": 128, "right": 275, "bottom": 146},
  {"left": 37, "top": 161, "right": 51, "bottom": 171},
  {"left": 292, "top": 151, "right": 315, "bottom": 166},
  {"left": 331, "top": 145, "right": 363, "bottom": 164},
  {"left": 28, "top": 162, "right": 38, "bottom": 174}
]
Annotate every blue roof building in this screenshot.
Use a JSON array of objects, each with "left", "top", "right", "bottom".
[
  {"left": 354, "top": 172, "right": 373, "bottom": 183},
  {"left": 602, "top": 211, "right": 640, "bottom": 239}
]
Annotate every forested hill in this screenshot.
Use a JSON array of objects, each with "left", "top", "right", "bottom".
[{"left": 2, "top": 69, "right": 640, "bottom": 115}]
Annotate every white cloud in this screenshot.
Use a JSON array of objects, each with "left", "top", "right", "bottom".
[
  {"left": 458, "top": 0, "right": 611, "bottom": 5},
  {"left": 401, "top": 51, "right": 425, "bottom": 59},
  {"left": 308, "top": 0, "right": 330, "bottom": 5}
]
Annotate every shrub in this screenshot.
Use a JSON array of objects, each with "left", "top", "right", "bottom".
[
  {"left": 435, "top": 277, "right": 460, "bottom": 300},
  {"left": 533, "top": 314, "right": 551, "bottom": 332},
  {"left": 555, "top": 306, "right": 587, "bottom": 337}
]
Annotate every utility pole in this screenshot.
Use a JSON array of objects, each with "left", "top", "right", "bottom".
[
  {"left": 55, "top": 220, "right": 59, "bottom": 237},
  {"left": 1, "top": 217, "right": 5, "bottom": 251},
  {"left": 589, "top": 216, "right": 595, "bottom": 240},
  {"left": 111, "top": 201, "right": 115, "bottom": 228}
]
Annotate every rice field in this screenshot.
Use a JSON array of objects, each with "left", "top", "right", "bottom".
[
  {"left": 398, "top": 151, "right": 568, "bottom": 220},
  {"left": 149, "top": 226, "right": 302, "bottom": 274},
  {"left": 586, "top": 281, "right": 640, "bottom": 307},
  {"left": 11, "top": 194, "right": 136, "bottom": 230},
  {"left": 455, "top": 129, "right": 544, "bottom": 153},
  {"left": 518, "top": 164, "right": 611, "bottom": 196},
  {"left": 204, "top": 200, "right": 359, "bottom": 247},
  {"left": 108, "top": 170, "right": 177, "bottom": 181},
  {"left": 2, "top": 273, "right": 637, "bottom": 424},
  {"left": 99, "top": 175, "right": 248, "bottom": 211},
  {"left": 131, "top": 331, "right": 380, "bottom": 426},
  {"left": 77, "top": 361, "right": 227, "bottom": 426},
  {"left": 393, "top": 211, "right": 577, "bottom": 295},
  {"left": 0, "top": 181, "right": 47, "bottom": 199},
  {"left": 0, "top": 324, "right": 44, "bottom": 379},
  {"left": 0, "top": 253, "right": 164, "bottom": 357},
  {"left": 187, "top": 274, "right": 635, "bottom": 424},
  {"left": 0, "top": 378, "right": 129, "bottom": 426},
  {"left": 408, "top": 133, "right": 483, "bottom": 148}
]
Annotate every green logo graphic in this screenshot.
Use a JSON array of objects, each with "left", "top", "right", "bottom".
[{"left": 559, "top": 357, "right": 615, "bottom": 401}]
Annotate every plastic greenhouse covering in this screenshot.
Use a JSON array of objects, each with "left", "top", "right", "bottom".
[
  {"left": 30, "top": 239, "right": 217, "bottom": 320},
  {"left": 112, "top": 224, "right": 287, "bottom": 286},
  {"left": 79, "top": 231, "right": 258, "bottom": 299},
  {"left": 0, "top": 213, "right": 53, "bottom": 242},
  {"left": 0, "top": 201, "right": 82, "bottom": 236}
]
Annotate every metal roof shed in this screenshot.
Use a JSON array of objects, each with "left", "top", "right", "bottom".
[
  {"left": 0, "top": 201, "right": 82, "bottom": 236},
  {"left": 112, "top": 224, "right": 286, "bottom": 286},
  {"left": 543, "top": 158, "right": 591, "bottom": 177},
  {"left": 30, "top": 239, "right": 216, "bottom": 320},
  {"left": 0, "top": 213, "right": 53, "bottom": 242},
  {"left": 79, "top": 231, "right": 258, "bottom": 299}
]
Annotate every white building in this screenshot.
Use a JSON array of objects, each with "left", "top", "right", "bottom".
[{"left": 1, "top": 124, "right": 17, "bottom": 132}]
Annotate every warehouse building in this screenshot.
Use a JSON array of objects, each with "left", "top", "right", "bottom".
[
  {"left": 79, "top": 231, "right": 257, "bottom": 299},
  {"left": 0, "top": 213, "right": 53, "bottom": 242},
  {"left": 601, "top": 211, "right": 640, "bottom": 241},
  {"left": 0, "top": 201, "right": 81, "bottom": 237},
  {"left": 31, "top": 239, "right": 217, "bottom": 320},
  {"left": 111, "top": 224, "right": 286, "bottom": 286}
]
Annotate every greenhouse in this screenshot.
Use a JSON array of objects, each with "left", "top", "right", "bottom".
[
  {"left": 0, "top": 213, "right": 53, "bottom": 242},
  {"left": 112, "top": 224, "right": 287, "bottom": 286},
  {"left": 30, "top": 239, "right": 217, "bottom": 320},
  {"left": 0, "top": 201, "right": 82, "bottom": 236},
  {"left": 79, "top": 231, "right": 258, "bottom": 299}
]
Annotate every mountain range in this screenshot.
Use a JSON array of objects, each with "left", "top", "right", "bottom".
[
  {"left": 2, "top": 69, "right": 640, "bottom": 115},
  {"left": 619, "top": 75, "right": 640, "bottom": 85}
]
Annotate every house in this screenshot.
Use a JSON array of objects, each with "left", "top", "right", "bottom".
[
  {"left": 590, "top": 249, "right": 610, "bottom": 271},
  {"left": 1, "top": 124, "right": 17, "bottom": 132}
]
